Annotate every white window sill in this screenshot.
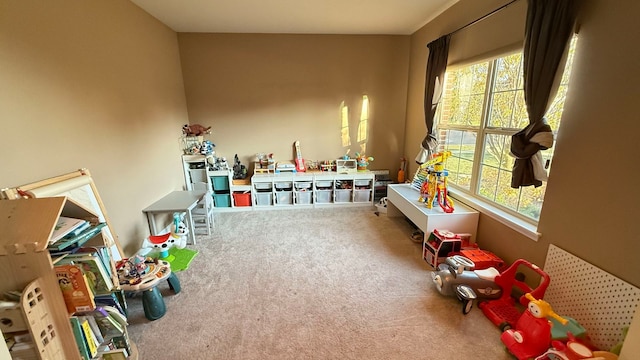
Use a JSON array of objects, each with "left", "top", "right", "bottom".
[{"left": 448, "top": 189, "right": 541, "bottom": 242}]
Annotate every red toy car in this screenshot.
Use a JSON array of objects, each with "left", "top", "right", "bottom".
[{"left": 478, "top": 259, "right": 551, "bottom": 331}]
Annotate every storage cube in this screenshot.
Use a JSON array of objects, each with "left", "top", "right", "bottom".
[
  {"left": 334, "top": 189, "right": 352, "bottom": 203},
  {"left": 315, "top": 180, "right": 333, "bottom": 189},
  {"left": 315, "top": 189, "right": 333, "bottom": 203},
  {"left": 213, "top": 193, "right": 231, "bottom": 207},
  {"left": 254, "top": 182, "right": 272, "bottom": 190},
  {"left": 256, "top": 192, "right": 273, "bottom": 206},
  {"left": 295, "top": 181, "right": 312, "bottom": 190},
  {"left": 295, "top": 191, "right": 312, "bottom": 204},
  {"left": 275, "top": 191, "right": 293, "bottom": 205},
  {"left": 274, "top": 181, "right": 293, "bottom": 190},
  {"left": 354, "top": 179, "right": 371, "bottom": 187},
  {"left": 211, "top": 176, "right": 230, "bottom": 191},
  {"left": 353, "top": 189, "right": 371, "bottom": 203},
  {"left": 232, "top": 192, "right": 251, "bottom": 207}
]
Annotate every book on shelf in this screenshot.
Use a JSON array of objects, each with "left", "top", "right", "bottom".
[
  {"left": 94, "top": 291, "right": 127, "bottom": 317},
  {"left": 69, "top": 316, "right": 91, "bottom": 360},
  {"left": 48, "top": 222, "right": 107, "bottom": 253},
  {"left": 57, "top": 253, "right": 114, "bottom": 296},
  {"left": 76, "top": 245, "right": 115, "bottom": 280},
  {"left": 49, "top": 216, "right": 88, "bottom": 244},
  {"left": 79, "top": 316, "right": 100, "bottom": 358},
  {"left": 98, "top": 348, "right": 129, "bottom": 360},
  {"left": 54, "top": 264, "right": 96, "bottom": 313}
]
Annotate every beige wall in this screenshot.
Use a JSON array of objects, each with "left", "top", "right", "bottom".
[
  {"left": 2, "top": 0, "right": 639, "bottom": 288},
  {"left": 406, "top": 0, "right": 640, "bottom": 286},
  {"left": 0, "top": 0, "right": 189, "bottom": 256},
  {"left": 178, "top": 33, "right": 410, "bottom": 173}
]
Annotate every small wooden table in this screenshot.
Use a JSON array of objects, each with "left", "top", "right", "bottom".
[{"left": 142, "top": 190, "right": 206, "bottom": 245}]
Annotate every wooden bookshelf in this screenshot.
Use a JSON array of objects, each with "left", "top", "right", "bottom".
[{"left": 0, "top": 197, "right": 136, "bottom": 359}]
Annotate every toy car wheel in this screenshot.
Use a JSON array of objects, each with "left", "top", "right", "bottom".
[
  {"left": 462, "top": 299, "right": 473, "bottom": 315},
  {"left": 499, "top": 322, "right": 512, "bottom": 332}
]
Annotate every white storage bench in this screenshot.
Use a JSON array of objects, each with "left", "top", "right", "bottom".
[{"left": 387, "top": 184, "right": 479, "bottom": 243}]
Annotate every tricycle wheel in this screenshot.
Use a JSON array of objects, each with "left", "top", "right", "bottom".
[
  {"left": 499, "top": 322, "right": 512, "bottom": 332},
  {"left": 462, "top": 299, "right": 473, "bottom": 315}
]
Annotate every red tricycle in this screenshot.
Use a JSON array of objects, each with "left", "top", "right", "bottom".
[{"left": 478, "top": 258, "right": 551, "bottom": 331}]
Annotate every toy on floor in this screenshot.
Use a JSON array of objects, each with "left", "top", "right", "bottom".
[
  {"left": 116, "top": 256, "right": 181, "bottom": 321},
  {"left": 431, "top": 255, "right": 503, "bottom": 314},
  {"left": 501, "top": 293, "right": 567, "bottom": 359},
  {"left": 478, "top": 258, "right": 551, "bottom": 331},
  {"left": 535, "top": 332, "right": 600, "bottom": 360},
  {"left": 141, "top": 212, "right": 188, "bottom": 262}
]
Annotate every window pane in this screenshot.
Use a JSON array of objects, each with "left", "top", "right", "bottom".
[
  {"left": 442, "top": 129, "right": 476, "bottom": 190},
  {"left": 493, "top": 53, "right": 523, "bottom": 92},
  {"left": 518, "top": 183, "right": 546, "bottom": 220},
  {"left": 488, "top": 52, "right": 527, "bottom": 129},
  {"left": 495, "top": 170, "right": 520, "bottom": 210},
  {"left": 448, "top": 158, "right": 473, "bottom": 189},
  {"left": 478, "top": 165, "right": 498, "bottom": 200},
  {"left": 440, "top": 63, "right": 488, "bottom": 127},
  {"left": 482, "top": 134, "right": 507, "bottom": 168}
]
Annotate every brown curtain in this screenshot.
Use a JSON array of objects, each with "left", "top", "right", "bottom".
[
  {"left": 510, "top": 0, "right": 579, "bottom": 188},
  {"left": 416, "top": 35, "right": 451, "bottom": 164}
]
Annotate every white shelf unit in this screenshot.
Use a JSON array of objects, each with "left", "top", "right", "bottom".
[
  {"left": 181, "top": 154, "right": 213, "bottom": 191},
  {"left": 182, "top": 155, "right": 248, "bottom": 209},
  {"left": 250, "top": 172, "right": 375, "bottom": 209}
]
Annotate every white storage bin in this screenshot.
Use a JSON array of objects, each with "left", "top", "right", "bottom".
[
  {"left": 315, "top": 180, "right": 333, "bottom": 188},
  {"left": 254, "top": 182, "right": 272, "bottom": 190},
  {"left": 256, "top": 192, "right": 273, "bottom": 206},
  {"left": 353, "top": 189, "right": 371, "bottom": 202},
  {"left": 335, "top": 189, "right": 352, "bottom": 203},
  {"left": 275, "top": 191, "right": 293, "bottom": 205},
  {"left": 295, "top": 191, "right": 312, "bottom": 204},
  {"left": 354, "top": 179, "right": 371, "bottom": 187},
  {"left": 275, "top": 181, "right": 293, "bottom": 190},
  {"left": 295, "top": 181, "right": 312, "bottom": 190},
  {"left": 316, "top": 189, "right": 333, "bottom": 203}
]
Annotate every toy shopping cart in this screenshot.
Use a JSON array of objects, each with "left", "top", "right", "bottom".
[{"left": 478, "top": 258, "right": 551, "bottom": 331}]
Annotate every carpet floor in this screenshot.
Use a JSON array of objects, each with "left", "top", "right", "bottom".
[{"left": 127, "top": 206, "right": 513, "bottom": 359}]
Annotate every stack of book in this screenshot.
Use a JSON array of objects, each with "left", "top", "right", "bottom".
[
  {"left": 69, "top": 306, "right": 130, "bottom": 360},
  {"left": 53, "top": 240, "right": 131, "bottom": 358},
  {"left": 48, "top": 216, "right": 107, "bottom": 255}
]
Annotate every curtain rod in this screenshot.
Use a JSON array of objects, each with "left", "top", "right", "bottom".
[{"left": 447, "top": 0, "right": 520, "bottom": 37}]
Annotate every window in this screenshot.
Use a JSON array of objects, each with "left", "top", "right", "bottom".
[{"left": 436, "top": 37, "right": 577, "bottom": 222}]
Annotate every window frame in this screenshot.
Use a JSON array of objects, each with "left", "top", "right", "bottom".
[{"left": 435, "top": 47, "right": 569, "bottom": 241}]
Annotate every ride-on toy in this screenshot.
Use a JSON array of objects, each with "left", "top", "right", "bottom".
[
  {"left": 431, "top": 255, "right": 503, "bottom": 314},
  {"left": 478, "top": 258, "right": 551, "bottom": 331},
  {"left": 501, "top": 293, "right": 567, "bottom": 360}
]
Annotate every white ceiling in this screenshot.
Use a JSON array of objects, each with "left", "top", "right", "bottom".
[{"left": 130, "top": 0, "right": 459, "bottom": 35}]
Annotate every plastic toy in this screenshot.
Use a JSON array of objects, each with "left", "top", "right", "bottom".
[
  {"left": 417, "top": 151, "right": 454, "bottom": 213},
  {"left": 478, "top": 259, "right": 551, "bottom": 331},
  {"left": 431, "top": 255, "right": 503, "bottom": 314},
  {"left": 354, "top": 152, "right": 374, "bottom": 171},
  {"left": 182, "top": 123, "right": 212, "bottom": 136},
  {"left": 535, "top": 332, "right": 599, "bottom": 360},
  {"left": 502, "top": 293, "right": 567, "bottom": 360},
  {"left": 141, "top": 212, "right": 188, "bottom": 262}
]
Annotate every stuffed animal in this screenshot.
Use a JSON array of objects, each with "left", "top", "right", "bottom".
[{"left": 182, "top": 124, "right": 212, "bottom": 136}]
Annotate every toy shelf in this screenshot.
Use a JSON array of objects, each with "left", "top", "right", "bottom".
[{"left": 0, "top": 197, "right": 136, "bottom": 359}]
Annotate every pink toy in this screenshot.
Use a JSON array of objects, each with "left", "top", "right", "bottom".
[{"left": 501, "top": 293, "right": 567, "bottom": 360}]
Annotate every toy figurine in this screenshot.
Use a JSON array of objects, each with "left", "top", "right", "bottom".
[
  {"left": 501, "top": 293, "right": 567, "bottom": 360},
  {"left": 182, "top": 124, "right": 212, "bottom": 137}
]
